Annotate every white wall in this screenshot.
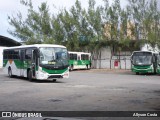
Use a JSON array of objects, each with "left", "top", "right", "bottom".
[
  {"left": 91, "top": 47, "right": 131, "bottom": 69},
  {"left": 92, "top": 47, "right": 112, "bottom": 69}
]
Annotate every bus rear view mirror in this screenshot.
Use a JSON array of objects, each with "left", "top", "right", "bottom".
[{"left": 130, "top": 56, "right": 133, "bottom": 63}]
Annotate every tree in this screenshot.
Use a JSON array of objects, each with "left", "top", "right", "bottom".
[
  {"left": 8, "top": 0, "right": 160, "bottom": 70},
  {"left": 51, "top": 14, "right": 66, "bottom": 45},
  {"left": 69, "top": 0, "right": 89, "bottom": 51},
  {"left": 127, "top": 0, "right": 160, "bottom": 50},
  {"left": 85, "top": 0, "right": 105, "bottom": 68},
  {"left": 8, "top": 0, "right": 53, "bottom": 44},
  {"left": 144, "top": 0, "right": 160, "bottom": 50}
]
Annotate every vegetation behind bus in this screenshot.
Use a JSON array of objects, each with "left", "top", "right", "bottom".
[{"left": 8, "top": 0, "right": 160, "bottom": 61}]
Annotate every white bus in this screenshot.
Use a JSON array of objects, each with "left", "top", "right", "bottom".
[
  {"left": 68, "top": 51, "right": 91, "bottom": 70},
  {"left": 3, "top": 44, "right": 69, "bottom": 81}
]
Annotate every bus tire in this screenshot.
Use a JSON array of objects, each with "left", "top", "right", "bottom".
[
  {"left": 154, "top": 68, "right": 157, "bottom": 74},
  {"left": 86, "top": 65, "right": 89, "bottom": 70},
  {"left": 8, "top": 68, "right": 13, "bottom": 78},
  {"left": 70, "top": 65, "right": 73, "bottom": 71},
  {"left": 28, "top": 70, "right": 33, "bottom": 81},
  {"left": 52, "top": 79, "right": 57, "bottom": 82},
  {"left": 136, "top": 72, "right": 139, "bottom": 75}
]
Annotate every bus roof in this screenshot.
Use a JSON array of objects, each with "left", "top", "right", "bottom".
[
  {"left": 68, "top": 51, "right": 91, "bottom": 54},
  {"left": 131, "top": 51, "right": 159, "bottom": 56},
  {"left": 4, "top": 44, "right": 66, "bottom": 50},
  {"left": 132, "top": 51, "right": 158, "bottom": 54}
]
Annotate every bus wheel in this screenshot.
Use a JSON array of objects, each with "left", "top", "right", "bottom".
[
  {"left": 86, "top": 65, "right": 89, "bottom": 70},
  {"left": 8, "top": 68, "right": 13, "bottom": 78},
  {"left": 154, "top": 69, "right": 157, "bottom": 74},
  {"left": 136, "top": 72, "right": 139, "bottom": 75},
  {"left": 70, "top": 65, "right": 73, "bottom": 71},
  {"left": 28, "top": 70, "right": 33, "bottom": 81},
  {"left": 52, "top": 79, "right": 57, "bottom": 82}
]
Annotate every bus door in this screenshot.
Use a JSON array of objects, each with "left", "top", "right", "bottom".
[
  {"left": 157, "top": 54, "right": 160, "bottom": 74},
  {"left": 32, "top": 49, "right": 38, "bottom": 78},
  {"left": 20, "top": 49, "right": 25, "bottom": 76},
  {"left": 153, "top": 53, "right": 158, "bottom": 74}
]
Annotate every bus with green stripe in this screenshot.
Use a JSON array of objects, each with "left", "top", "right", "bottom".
[
  {"left": 131, "top": 51, "right": 158, "bottom": 75},
  {"left": 3, "top": 44, "right": 69, "bottom": 81},
  {"left": 68, "top": 51, "right": 91, "bottom": 71}
]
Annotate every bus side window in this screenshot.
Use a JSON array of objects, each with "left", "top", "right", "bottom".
[
  {"left": 8, "top": 50, "right": 13, "bottom": 59},
  {"left": 19, "top": 49, "right": 25, "bottom": 61},
  {"left": 69, "top": 53, "right": 73, "bottom": 60},
  {"left": 86, "top": 55, "right": 89, "bottom": 60},
  {"left": 13, "top": 50, "right": 19, "bottom": 59},
  {"left": 73, "top": 54, "right": 77, "bottom": 60},
  {"left": 81, "top": 54, "right": 83, "bottom": 60},
  {"left": 81, "top": 54, "right": 88, "bottom": 60},
  {"left": 3, "top": 50, "right": 8, "bottom": 59},
  {"left": 78, "top": 55, "right": 80, "bottom": 60},
  {"left": 25, "top": 49, "right": 32, "bottom": 60}
]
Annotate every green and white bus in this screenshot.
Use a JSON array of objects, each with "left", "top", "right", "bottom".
[
  {"left": 68, "top": 51, "right": 91, "bottom": 71},
  {"left": 131, "top": 51, "right": 158, "bottom": 74},
  {"left": 3, "top": 44, "right": 69, "bottom": 81}
]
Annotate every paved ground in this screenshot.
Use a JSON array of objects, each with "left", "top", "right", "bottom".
[{"left": 0, "top": 69, "right": 160, "bottom": 120}]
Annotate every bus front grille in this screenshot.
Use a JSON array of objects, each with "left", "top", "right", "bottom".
[{"left": 48, "top": 75, "right": 63, "bottom": 79}]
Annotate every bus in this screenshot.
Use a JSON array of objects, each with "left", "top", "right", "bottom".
[
  {"left": 68, "top": 51, "right": 91, "bottom": 71},
  {"left": 131, "top": 51, "right": 158, "bottom": 75},
  {"left": 3, "top": 44, "right": 69, "bottom": 81}
]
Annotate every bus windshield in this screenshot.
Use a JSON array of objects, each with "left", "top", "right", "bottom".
[
  {"left": 39, "top": 47, "right": 68, "bottom": 67},
  {"left": 132, "top": 52, "right": 152, "bottom": 65}
]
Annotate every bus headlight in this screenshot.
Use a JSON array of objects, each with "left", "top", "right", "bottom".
[{"left": 63, "top": 73, "right": 69, "bottom": 77}]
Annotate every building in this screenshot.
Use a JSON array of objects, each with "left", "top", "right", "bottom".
[
  {"left": 92, "top": 21, "right": 140, "bottom": 69},
  {"left": 104, "top": 21, "right": 136, "bottom": 41},
  {"left": 0, "top": 35, "right": 21, "bottom": 68}
]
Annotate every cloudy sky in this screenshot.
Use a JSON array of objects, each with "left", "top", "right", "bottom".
[{"left": 0, "top": 0, "right": 128, "bottom": 42}]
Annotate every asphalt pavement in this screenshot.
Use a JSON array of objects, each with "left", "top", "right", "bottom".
[{"left": 0, "top": 68, "right": 160, "bottom": 120}]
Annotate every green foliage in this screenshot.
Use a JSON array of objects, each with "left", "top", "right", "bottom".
[
  {"left": 8, "top": 0, "right": 160, "bottom": 53},
  {"left": 8, "top": 0, "right": 53, "bottom": 44},
  {"left": 127, "top": 0, "right": 160, "bottom": 49}
]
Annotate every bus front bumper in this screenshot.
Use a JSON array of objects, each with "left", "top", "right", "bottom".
[
  {"left": 36, "top": 70, "right": 69, "bottom": 80},
  {"left": 131, "top": 67, "right": 154, "bottom": 73}
]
